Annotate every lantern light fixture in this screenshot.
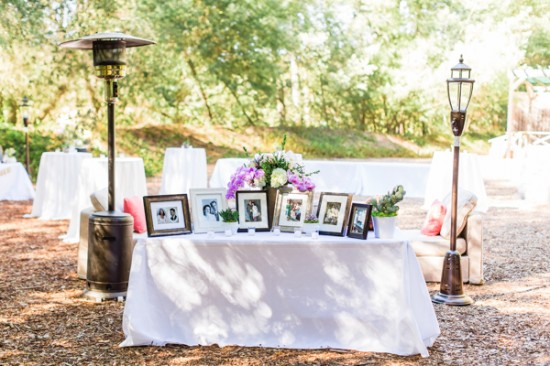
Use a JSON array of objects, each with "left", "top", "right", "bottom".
[{"left": 432, "top": 55, "right": 475, "bottom": 306}]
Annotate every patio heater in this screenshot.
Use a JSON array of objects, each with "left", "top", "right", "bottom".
[
  {"left": 20, "top": 96, "right": 31, "bottom": 175},
  {"left": 432, "top": 56, "right": 474, "bottom": 306},
  {"left": 60, "top": 32, "right": 154, "bottom": 301}
]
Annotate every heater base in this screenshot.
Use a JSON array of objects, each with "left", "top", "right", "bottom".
[
  {"left": 432, "top": 291, "right": 474, "bottom": 306},
  {"left": 83, "top": 289, "right": 126, "bottom": 303}
]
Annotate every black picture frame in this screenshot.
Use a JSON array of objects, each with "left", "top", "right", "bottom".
[
  {"left": 143, "top": 194, "right": 192, "bottom": 237},
  {"left": 347, "top": 203, "right": 373, "bottom": 240},
  {"left": 236, "top": 190, "right": 270, "bottom": 232}
]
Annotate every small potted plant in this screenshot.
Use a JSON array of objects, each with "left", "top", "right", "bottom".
[
  {"left": 302, "top": 213, "right": 320, "bottom": 236},
  {"left": 219, "top": 208, "right": 239, "bottom": 235},
  {"left": 366, "top": 185, "right": 406, "bottom": 238}
]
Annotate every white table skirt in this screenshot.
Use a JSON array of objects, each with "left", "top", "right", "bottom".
[
  {"left": 209, "top": 158, "right": 430, "bottom": 198},
  {"left": 28, "top": 152, "right": 92, "bottom": 220},
  {"left": 121, "top": 233, "right": 440, "bottom": 357},
  {"left": 63, "top": 157, "right": 148, "bottom": 243},
  {"left": 423, "top": 151, "right": 488, "bottom": 212},
  {"left": 515, "top": 146, "right": 550, "bottom": 203},
  {"left": 209, "top": 158, "right": 247, "bottom": 190},
  {"left": 0, "top": 163, "right": 35, "bottom": 200},
  {"left": 159, "top": 147, "right": 208, "bottom": 195}
]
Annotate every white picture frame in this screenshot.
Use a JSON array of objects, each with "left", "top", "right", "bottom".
[
  {"left": 189, "top": 188, "right": 228, "bottom": 233},
  {"left": 316, "top": 192, "right": 352, "bottom": 236},
  {"left": 273, "top": 190, "right": 313, "bottom": 232}
]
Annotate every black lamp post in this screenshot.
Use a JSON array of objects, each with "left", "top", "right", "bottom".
[
  {"left": 20, "top": 96, "right": 31, "bottom": 175},
  {"left": 60, "top": 32, "right": 154, "bottom": 301},
  {"left": 432, "top": 56, "right": 475, "bottom": 306}
]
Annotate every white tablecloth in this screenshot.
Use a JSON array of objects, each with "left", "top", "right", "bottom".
[
  {"left": 160, "top": 147, "right": 208, "bottom": 195},
  {"left": 28, "top": 152, "right": 92, "bottom": 220},
  {"left": 209, "top": 158, "right": 430, "bottom": 198},
  {"left": 358, "top": 162, "right": 429, "bottom": 198},
  {"left": 0, "top": 163, "right": 35, "bottom": 200},
  {"left": 209, "top": 158, "right": 247, "bottom": 190},
  {"left": 423, "top": 151, "right": 488, "bottom": 212},
  {"left": 121, "top": 233, "right": 440, "bottom": 357},
  {"left": 515, "top": 146, "right": 550, "bottom": 203},
  {"left": 63, "top": 157, "right": 148, "bottom": 243}
]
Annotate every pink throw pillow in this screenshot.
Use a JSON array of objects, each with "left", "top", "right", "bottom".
[
  {"left": 123, "top": 196, "right": 147, "bottom": 233},
  {"left": 420, "top": 200, "right": 447, "bottom": 236}
]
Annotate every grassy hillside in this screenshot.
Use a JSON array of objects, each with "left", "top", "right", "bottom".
[
  {"left": 116, "top": 124, "right": 491, "bottom": 177},
  {"left": 1, "top": 123, "right": 492, "bottom": 181}
]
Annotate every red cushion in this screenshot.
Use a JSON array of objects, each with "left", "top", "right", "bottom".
[
  {"left": 420, "top": 200, "right": 446, "bottom": 236},
  {"left": 123, "top": 196, "right": 147, "bottom": 233}
]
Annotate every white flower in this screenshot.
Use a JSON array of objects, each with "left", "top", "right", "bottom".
[
  {"left": 254, "top": 175, "right": 266, "bottom": 187},
  {"left": 286, "top": 151, "right": 300, "bottom": 169},
  {"left": 273, "top": 150, "right": 286, "bottom": 160},
  {"left": 270, "top": 168, "right": 288, "bottom": 188}
]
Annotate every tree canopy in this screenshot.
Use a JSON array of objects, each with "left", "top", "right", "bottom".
[{"left": 1, "top": 0, "right": 549, "bottom": 149}]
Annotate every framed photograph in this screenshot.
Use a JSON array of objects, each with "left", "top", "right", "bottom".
[
  {"left": 143, "top": 194, "right": 192, "bottom": 237},
  {"left": 236, "top": 190, "right": 270, "bottom": 232},
  {"left": 273, "top": 190, "right": 313, "bottom": 232},
  {"left": 347, "top": 203, "right": 373, "bottom": 240},
  {"left": 316, "top": 192, "right": 352, "bottom": 236},
  {"left": 189, "top": 188, "right": 228, "bottom": 233}
]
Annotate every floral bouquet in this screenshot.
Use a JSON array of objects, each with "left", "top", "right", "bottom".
[{"left": 226, "top": 135, "right": 318, "bottom": 199}]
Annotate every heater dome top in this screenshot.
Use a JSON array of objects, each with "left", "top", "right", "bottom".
[{"left": 59, "top": 32, "right": 155, "bottom": 49}]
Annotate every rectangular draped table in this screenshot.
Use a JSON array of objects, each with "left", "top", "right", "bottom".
[
  {"left": 121, "top": 233, "right": 440, "bottom": 357},
  {"left": 209, "top": 158, "right": 430, "bottom": 198}
]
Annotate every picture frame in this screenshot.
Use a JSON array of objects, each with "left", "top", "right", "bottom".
[
  {"left": 316, "top": 192, "right": 352, "bottom": 236},
  {"left": 236, "top": 190, "right": 270, "bottom": 232},
  {"left": 143, "top": 194, "right": 192, "bottom": 237},
  {"left": 189, "top": 188, "right": 228, "bottom": 233},
  {"left": 273, "top": 190, "right": 313, "bottom": 232},
  {"left": 347, "top": 203, "right": 373, "bottom": 240}
]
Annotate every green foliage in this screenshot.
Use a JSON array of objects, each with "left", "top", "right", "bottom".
[
  {"left": 367, "top": 185, "right": 406, "bottom": 217},
  {"left": 218, "top": 208, "right": 239, "bottom": 223},
  {"left": 1, "top": 0, "right": 546, "bottom": 168},
  {"left": 0, "top": 124, "right": 65, "bottom": 182}
]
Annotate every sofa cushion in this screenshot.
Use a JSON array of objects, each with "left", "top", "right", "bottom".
[
  {"left": 440, "top": 190, "right": 477, "bottom": 240},
  {"left": 123, "top": 196, "right": 147, "bottom": 233},
  {"left": 90, "top": 188, "right": 108, "bottom": 211},
  {"left": 90, "top": 187, "right": 125, "bottom": 212},
  {"left": 420, "top": 200, "right": 446, "bottom": 236},
  {"left": 410, "top": 236, "right": 467, "bottom": 256}
]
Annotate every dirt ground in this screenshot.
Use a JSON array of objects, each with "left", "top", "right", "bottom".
[{"left": 0, "top": 175, "right": 549, "bottom": 365}]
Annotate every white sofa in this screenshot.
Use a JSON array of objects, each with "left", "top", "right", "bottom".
[{"left": 403, "top": 212, "right": 483, "bottom": 284}]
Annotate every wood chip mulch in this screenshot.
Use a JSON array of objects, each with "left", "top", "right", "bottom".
[{"left": 1, "top": 179, "right": 549, "bottom": 365}]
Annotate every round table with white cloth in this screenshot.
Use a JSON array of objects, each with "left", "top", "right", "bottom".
[
  {"left": 27, "top": 152, "right": 92, "bottom": 220},
  {"left": 159, "top": 147, "right": 208, "bottom": 195},
  {"left": 208, "top": 158, "right": 248, "bottom": 189},
  {"left": 63, "top": 157, "right": 148, "bottom": 243},
  {"left": 423, "top": 151, "right": 488, "bottom": 212},
  {"left": 0, "top": 163, "right": 35, "bottom": 201}
]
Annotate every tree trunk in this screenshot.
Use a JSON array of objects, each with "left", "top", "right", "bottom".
[{"left": 186, "top": 57, "right": 214, "bottom": 124}]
